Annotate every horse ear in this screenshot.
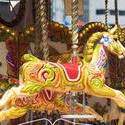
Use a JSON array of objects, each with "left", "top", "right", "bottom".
[{"left": 109, "top": 25, "right": 119, "bottom": 34}]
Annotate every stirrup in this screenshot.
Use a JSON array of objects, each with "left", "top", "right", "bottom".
[{"left": 121, "top": 108, "right": 125, "bottom": 113}]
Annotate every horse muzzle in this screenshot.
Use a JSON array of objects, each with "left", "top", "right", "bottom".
[{"left": 118, "top": 52, "right": 125, "bottom": 59}]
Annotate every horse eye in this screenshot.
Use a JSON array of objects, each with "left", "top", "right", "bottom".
[{"left": 113, "top": 38, "right": 117, "bottom": 41}]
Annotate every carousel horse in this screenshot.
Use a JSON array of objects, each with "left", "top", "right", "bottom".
[
  {"left": 0, "top": 50, "right": 103, "bottom": 122},
  {"left": 0, "top": 22, "right": 125, "bottom": 124}
]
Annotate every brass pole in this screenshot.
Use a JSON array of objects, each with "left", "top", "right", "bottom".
[
  {"left": 115, "top": 0, "right": 118, "bottom": 25},
  {"left": 72, "top": 0, "right": 79, "bottom": 52},
  {"left": 71, "top": 0, "right": 79, "bottom": 124},
  {"left": 39, "top": 0, "right": 49, "bottom": 60},
  {"left": 105, "top": 0, "right": 108, "bottom": 25}
]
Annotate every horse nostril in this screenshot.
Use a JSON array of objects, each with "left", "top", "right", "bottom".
[{"left": 121, "top": 52, "right": 125, "bottom": 56}]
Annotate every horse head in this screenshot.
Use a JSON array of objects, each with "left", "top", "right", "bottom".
[
  {"left": 79, "top": 22, "right": 125, "bottom": 62},
  {"left": 99, "top": 25, "right": 125, "bottom": 59}
]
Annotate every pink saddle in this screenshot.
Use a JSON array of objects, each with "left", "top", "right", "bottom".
[{"left": 59, "top": 62, "right": 83, "bottom": 82}]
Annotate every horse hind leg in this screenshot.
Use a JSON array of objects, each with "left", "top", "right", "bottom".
[
  {"left": 58, "top": 102, "right": 104, "bottom": 122},
  {"left": 0, "top": 106, "right": 28, "bottom": 122},
  {"left": 76, "top": 103, "right": 104, "bottom": 122}
]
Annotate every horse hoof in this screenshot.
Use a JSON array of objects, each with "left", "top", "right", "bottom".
[
  {"left": 121, "top": 108, "right": 125, "bottom": 113},
  {"left": 100, "top": 122, "right": 107, "bottom": 125}
]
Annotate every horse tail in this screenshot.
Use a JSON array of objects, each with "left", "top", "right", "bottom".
[{"left": 21, "top": 54, "right": 39, "bottom": 63}]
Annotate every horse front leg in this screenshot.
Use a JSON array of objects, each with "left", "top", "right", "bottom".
[
  {"left": 0, "top": 87, "right": 17, "bottom": 109},
  {"left": 87, "top": 77, "right": 125, "bottom": 108},
  {"left": 0, "top": 106, "right": 28, "bottom": 122}
]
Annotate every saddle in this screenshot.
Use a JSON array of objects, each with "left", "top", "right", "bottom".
[{"left": 59, "top": 62, "right": 83, "bottom": 82}]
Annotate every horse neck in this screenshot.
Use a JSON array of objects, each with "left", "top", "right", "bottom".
[
  {"left": 83, "top": 32, "right": 108, "bottom": 72},
  {"left": 90, "top": 43, "right": 108, "bottom": 72}
]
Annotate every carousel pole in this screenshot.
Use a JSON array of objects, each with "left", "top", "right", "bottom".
[
  {"left": 105, "top": 0, "right": 108, "bottom": 26},
  {"left": 34, "top": 0, "right": 49, "bottom": 125},
  {"left": 71, "top": 0, "right": 79, "bottom": 124},
  {"left": 40, "top": 0, "right": 49, "bottom": 124},
  {"left": 72, "top": 0, "right": 79, "bottom": 54},
  {"left": 40, "top": 0, "right": 49, "bottom": 61},
  {"left": 37, "top": 0, "right": 49, "bottom": 124},
  {"left": 34, "top": 0, "right": 41, "bottom": 57},
  {"left": 34, "top": 0, "right": 49, "bottom": 60},
  {"left": 30, "top": 0, "right": 41, "bottom": 124},
  {"left": 104, "top": 1, "right": 112, "bottom": 124},
  {"left": 115, "top": 0, "right": 118, "bottom": 25}
]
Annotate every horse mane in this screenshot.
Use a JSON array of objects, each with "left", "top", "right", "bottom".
[
  {"left": 79, "top": 22, "right": 109, "bottom": 62},
  {"left": 79, "top": 22, "right": 108, "bottom": 44}
]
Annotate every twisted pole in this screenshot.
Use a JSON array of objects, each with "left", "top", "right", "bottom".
[
  {"left": 105, "top": 0, "right": 108, "bottom": 25},
  {"left": 34, "top": 0, "right": 41, "bottom": 57},
  {"left": 31, "top": 1, "right": 42, "bottom": 124},
  {"left": 34, "top": 0, "right": 49, "bottom": 124},
  {"left": 72, "top": 0, "right": 79, "bottom": 53},
  {"left": 71, "top": 0, "right": 79, "bottom": 124},
  {"left": 39, "top": 0, "right": 49, "bottom": 60},
  {"left": 34, "top": 0, "right": 49, "bottom": 60}
]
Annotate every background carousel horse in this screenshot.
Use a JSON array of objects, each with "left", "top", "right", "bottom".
[
  {"left": 0, "top": 51, "right": 103, "bottom": 122},
  {"left": 0, "top": 22, "right": 125, "bottom": 124},
  {"left": 101, "top": 26, "right": 125, "bottom": 125}
]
